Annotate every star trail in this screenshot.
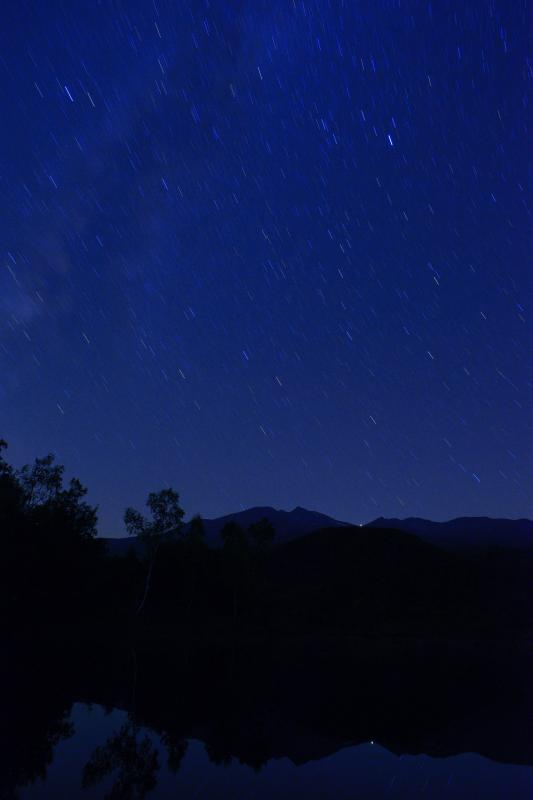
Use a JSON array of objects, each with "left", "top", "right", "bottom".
[{"left": 1, "top": 0, "right": 531, "bottom": 534}]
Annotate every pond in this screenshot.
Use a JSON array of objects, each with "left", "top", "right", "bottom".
[
  {"left": 17, "top": 702, "right": 533, "bottom": 799},
  {"left": 3, "top": 637, "right": 533, "bottom": 799}
]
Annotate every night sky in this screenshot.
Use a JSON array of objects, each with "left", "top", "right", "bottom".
[{"left": 1, "top": 1, "right": 531, "bottom": 535}]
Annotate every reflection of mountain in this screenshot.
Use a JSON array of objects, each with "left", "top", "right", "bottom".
[
  {"left": 122, "top": 638, "right": 533, "bottom": 769},
  {"left": 2, "top": 634, "right": 532, "bottom": 800}
]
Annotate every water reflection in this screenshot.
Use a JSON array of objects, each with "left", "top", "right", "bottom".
[
  {"left": 82, "top": 719, "right": 160, "bottom": 799},
  {"left": 3, "top": 637, "right": 533, "bottom": 799},
  {"left": 14, "top": 703, "right": 533, "bottom": 800}
]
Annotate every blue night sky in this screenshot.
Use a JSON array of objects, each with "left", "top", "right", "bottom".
[{"left": 1, "top": 1, "right": 531, "bottom": 535}]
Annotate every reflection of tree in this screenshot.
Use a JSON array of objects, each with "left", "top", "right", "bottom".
[
  {"left": 82, "top": 720, "right": 159, "bottom": 800},
  {"left": 160, "top": 732, "right": 188, "bottom": 773},
  {"left": 202, "top": 710, "right": 268, "bottom": 774},
  {"left": 0, "top": 697, "right": 73, "bottom": 800},
  {"left": 204, "top": 729, "right": 268, "bottom": 774},
  {"left": 204, "top": 739, "right": 234, "bottom": 768}
]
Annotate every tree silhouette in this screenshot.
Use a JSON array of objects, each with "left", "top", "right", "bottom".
[
  {"left": 183, "top": 514, "right": 207, "bottom": 620},
  {"left": 221, "top": 522, "right": 248, "bottom": 628},
  {"left": 0, "top": 440, "right": 99, "bottom": 621},
  {"left": 247, "top": 518, "right": 275, "bottom": 604},
  {"left": 0, "top": 440, "right": 25, "bottom": 523},
  {"left": 1, "top": 442, "right": 97, "bottom": 540},
  {"left": 248, "top": 517, "right": 275, "bottom": 550},
  {"left": 188, "top": 514, "right": 207, "bottom": 547},
  {"left": 124, "top": 489, "right": 185, "bottom": 615}
]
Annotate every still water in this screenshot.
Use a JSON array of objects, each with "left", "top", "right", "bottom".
[{"left": 18, "top": 702, "right": 533, "bottom": 800}]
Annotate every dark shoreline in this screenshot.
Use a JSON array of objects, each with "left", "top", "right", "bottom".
[{"left": 3, "top": 627, "right": 533, "bottom": 769}]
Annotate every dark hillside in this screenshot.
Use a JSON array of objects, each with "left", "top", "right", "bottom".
[
  {"left": 266, "top": 525, "right": 533, "bottom": 637},
  {"left": 366, "top": 516, "right": 533, "bottom": 551}
]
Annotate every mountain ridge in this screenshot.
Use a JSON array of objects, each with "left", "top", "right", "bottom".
[
  {"left": 103, "top": 505, "right": 352, "bottom": 556},
  {"left": 102, "top": 506, "right": 533, "bottom": 556},
  {"left": 365, "top": 515, "right": 533, "bottom": 550}
]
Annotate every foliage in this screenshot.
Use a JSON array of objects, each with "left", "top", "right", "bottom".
[
  {"left": 124, "top": 489, "right": 184, "bottom": 546},
  {"left": 0, "top": 440, "right": 101, "bottom": 623},
  {"left": 3, "top": 437, "right": 529, "bottom": 641},
  {"left": 124, "top": 488, "right": 185, "bottom": 615},
  {"left": 1, "top": 442, "right": 97, "bottom": 540}
]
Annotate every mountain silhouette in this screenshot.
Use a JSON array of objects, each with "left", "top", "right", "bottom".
[
  {"left": 103, "top": 505, "right": 351, "bottom": 555},
  {"left": 197, "top": 505, "right": 351, "bottom": 544},
  {"left": 365, "top": 516, "right": 533, "bottom": 551},
  {"left": 103, "top": 508, "right": 533, "bottom": 556}
]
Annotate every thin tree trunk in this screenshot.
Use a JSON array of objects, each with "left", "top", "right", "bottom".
[
  {"left": 130, "top": 646, "right": 138, "bottom": 710},
  {"left": 186, "top": 571, "right": 196, "bottom": 620},
  {"left": 136, "top": 542, "right": 160, "bottom": 616},
  {"left": 186, "top": 591, "right": 194, "bottom": 620},
  {"left": 232, "top": 584, "right": 238, "bottom": 629}
]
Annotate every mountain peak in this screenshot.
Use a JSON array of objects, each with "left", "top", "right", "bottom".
[{"left": 197, "top": 505, "right": 349, "bottom": 546}]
